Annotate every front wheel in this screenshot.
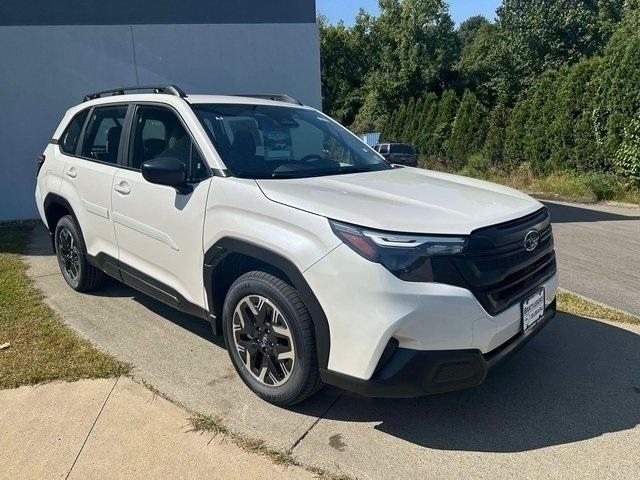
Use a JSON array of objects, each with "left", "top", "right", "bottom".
[{"left": 222, "top": 271, "right": 322, "bottom": 406}]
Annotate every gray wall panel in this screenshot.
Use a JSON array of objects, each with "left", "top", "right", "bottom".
[
  {"left": 0, "top": 26, "right": 138, "bottom": 221},
  {"left": 132, "top": 23, "right": 321, "bottom": 108},
  {"left": 0, "top": 0, "right": 316, "bottom": 26},
  {"left": 0, "top": 23, "right": 321, "bottom": 221}
]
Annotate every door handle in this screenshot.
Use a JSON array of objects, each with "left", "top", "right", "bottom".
[
  {"left": 65, "top": 167, "right": 77, "bottom": 178},
  {"left": 113, "top": 182, "right": 131, "bottom": 195}
]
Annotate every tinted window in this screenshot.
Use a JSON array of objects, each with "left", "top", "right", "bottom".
[
  {"left": 129, "top": 105, "right": 208, "bottom": 182},
  {"left": 60, "top": 110, "right": 88, "bottom": 155},
  {"left": 81, "top": 105, "right": 128, "bottom": 164},
  {"left": 390, "top": 144, "right": 415, "bottom": 154},
  {"left": 380, "top": 144, "right": 389, "bottom": 154},
  {"left": 193, "top": 104, "right": 390, "bottom": 179}
]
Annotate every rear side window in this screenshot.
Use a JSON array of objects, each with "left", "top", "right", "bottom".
[
  {"left": 379, "top": 144, "right": 389, "bottom": 154},
  {"left": 390, "top": 144, "right": 415, "bottom": 154},
  {"left": 59, "top": 110, "right": 89, "bottom": 155},
  {"left": 81, "top": 105, "right": 128, "bottom": 164}
]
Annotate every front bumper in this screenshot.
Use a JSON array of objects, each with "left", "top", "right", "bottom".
[{"left": 321, "top": 299, "right": 556, "bottom": 398}]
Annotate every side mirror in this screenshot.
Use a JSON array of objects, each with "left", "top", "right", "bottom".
[{"left": 141, "top": 157, "right": 193, "bottom": 195}]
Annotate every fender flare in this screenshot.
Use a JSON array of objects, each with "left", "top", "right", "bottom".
[
  {"left": 203, "top": 237, "right": 331, "bottom": 370},
  {"left": 42, "top": 193, "right": 82, "bottom": 252}
]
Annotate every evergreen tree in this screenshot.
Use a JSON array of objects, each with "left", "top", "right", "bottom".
[
  {"left": 447, "top": 90, "right": 489, "bottom": 168},
  {"left": 401, "top": 97, "right": 417, "bottom": 142},
  {"left": 522, "top": 71, "right": 560, "bottom": 174},
  {"left": 483, "top": 105, "right": 511, "bottom": 166},
  {"left": 503, "top": 97, "right": 532, "bottom": 168},
  {"left": 417, "top": 93, "right": 439, "bottom": 153},
  {"left": 427, "top": 90, "right": 459, "bottom": 157}
]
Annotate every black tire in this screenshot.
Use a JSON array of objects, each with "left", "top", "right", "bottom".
[
  {"left": 222, "top": 271, "right": 322, "bottom": 406},
  {"left": 54, "top": 215, "right": 103, "bottom": 292}
]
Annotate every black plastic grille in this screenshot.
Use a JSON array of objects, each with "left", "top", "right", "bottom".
[{"left": 432, "top": 207, "right": 557, "bottom": 315}]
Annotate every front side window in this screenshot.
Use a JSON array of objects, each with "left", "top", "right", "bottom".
[
  {"left": 129, "top": 105, "right": 208, "bottom": 182},
  {"left": 192, "top": 104, "right": 391, "bottom": 179},
  {"left": 81, "top": 105, "right": 128, "bottom": 164},
  {"left": 60, "top": 110, "right": 89, "bottom": 155},
  {"left": 380, "top": 144, "right": 389, "bottom": 155}
]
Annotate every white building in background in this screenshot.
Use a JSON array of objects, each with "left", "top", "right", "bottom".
[{"left": 0, "top": 0, "right": 321, "bottom": 221}]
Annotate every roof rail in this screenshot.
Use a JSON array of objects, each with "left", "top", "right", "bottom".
[
  {"left": 82, "top": 85, "right": 187, "bottom": 102},
  {"left": 232, "top": 94, "right": 303, "bottom": 106}
]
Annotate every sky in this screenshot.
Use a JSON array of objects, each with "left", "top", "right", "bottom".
[{"left": 316, "top": 0, "right": 501, "bottom": 25}]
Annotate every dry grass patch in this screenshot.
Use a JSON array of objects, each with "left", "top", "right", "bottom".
[
  {"left": 0, "top": 226, "right": 131, "bottom": 389},
  {"left": 558, "top": 290, "right": 640, "bottom": 325},
  {"left": 190, "top": 413, "right": 353, "bottom": 480}
]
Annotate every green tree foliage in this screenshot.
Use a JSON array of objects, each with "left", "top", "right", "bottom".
[
  {"left": 352, "top": 0, "right": 458, "bottom": 131},
  {"left": 591, "top": 19, "right": 640, "bottom": 163},
  {"left": 319, "top": 0, "right": 640, "bottom": 185},
  {"left": 318, "top": 11, "right": 377, "bottom": 126},
  {"left": 416, "top": 92, "right": 439, "bottom": 152},
  {"left": 491, "top": 0, "right": 625, "bottom": 104},
  {"left": 614, "top": 116, "right": 640, "bottom": 184},
  {"left": 447, "top": 91, "right": 489, "bottom": 168},
  {"left": 483, "top": 105, "right": 511, "bottom": 165},
  {"left": 548, "top": 60, "right": 601, "bottom": 171},
  {"left": 426, "top": 90, "right": 459, "bottom": 157},
  {"left": 455, "top": 18, "right": 497, "bottom": 105}
]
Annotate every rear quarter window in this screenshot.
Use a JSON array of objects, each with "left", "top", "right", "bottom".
[{"left": 59, "top": 110, "right": 89, "bottom": 155}]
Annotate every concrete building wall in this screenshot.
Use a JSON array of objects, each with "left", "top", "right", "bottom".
[{"left": 0, "top": 1, "right": 320, "bottom": 221}]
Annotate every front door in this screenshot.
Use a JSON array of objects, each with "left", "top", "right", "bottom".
[{"left": 111, "top": 104, "right": 212, "bottom": 309}]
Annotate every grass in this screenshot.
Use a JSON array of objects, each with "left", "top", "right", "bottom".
[
  {"left": 0, "top": 226, "right": 131, "bottom": 389},
  {"left": 190, "top": 413, "right": 353, "bottom": 480},
  {"left": 557, "top": 290, "right": 640, "bottom": 325},
  {"left": 419, "top": 156, "right": 640, "bottom": 205}
]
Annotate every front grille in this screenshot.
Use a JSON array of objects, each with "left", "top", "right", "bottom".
[{"left": 432, "top": 207, "right": 557, "bottom": 315}]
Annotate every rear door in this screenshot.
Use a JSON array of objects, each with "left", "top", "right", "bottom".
[
  {"left": 59, "top": 104, "right": 129, "bottom": 265},
  {"left": 111, "top": 103, "right": 212, "bottom": 309}
]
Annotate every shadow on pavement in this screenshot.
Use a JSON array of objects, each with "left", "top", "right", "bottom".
[
  {"left": 317, "top": 313, "right": 640, "bottom": 452},
  {"left": 544, "top": 201, "right": 640, "bottom": 223},
  {"left": 86, "top": 276, "right": 225, "bottom": 348}
]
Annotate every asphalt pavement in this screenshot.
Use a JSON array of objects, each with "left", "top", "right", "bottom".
[
  {"left": 543, "top": 200, "right": 640, "bottom": 316},
  {"left": 24, "top": 200, "right": 640, "bottom": 479}
]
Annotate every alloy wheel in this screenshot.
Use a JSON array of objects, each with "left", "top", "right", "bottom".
[
  {"left": 57, "top": 226, "right": 80, "bottom": 281},
  {"left": 232, "top": 295, "right": 295, "bottom": 387}
]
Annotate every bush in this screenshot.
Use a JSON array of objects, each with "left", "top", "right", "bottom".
[
  {"left": 582, "top": 173, "right": 620, "bottom": 200},
  {"left": 614, "top": 116, "right": 640, "bottom": 185},
  {"left": 459, "top": 154, "right": 491, "bottom": 179}
]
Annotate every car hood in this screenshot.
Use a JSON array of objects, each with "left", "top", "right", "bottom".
[{"left": 256, "top": 167, "right": 543, "bottom": 234}]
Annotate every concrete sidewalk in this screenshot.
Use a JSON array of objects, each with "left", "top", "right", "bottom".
[{"left": 0, "top": 377, "right": 312, "bottom": 480}]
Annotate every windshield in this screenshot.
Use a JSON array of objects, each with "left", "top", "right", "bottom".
[{"left": 192, "top": 104, "right": 391, "bottom": 179}]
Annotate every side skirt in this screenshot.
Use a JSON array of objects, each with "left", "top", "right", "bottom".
[{"left": 87, "top": 252, "right": 212, "bottom": 323}]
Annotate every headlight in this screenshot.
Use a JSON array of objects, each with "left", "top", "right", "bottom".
[{"left": 329, "top": 219, "right": 467, "bottom": 282}]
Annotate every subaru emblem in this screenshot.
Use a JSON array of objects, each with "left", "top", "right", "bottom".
[{"left": 524, "top": 230, "right": 540, "bottom": 252}]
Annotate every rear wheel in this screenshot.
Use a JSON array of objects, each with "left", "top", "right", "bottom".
[
  {"left": 54, "top": 215, "right": 103, "bottom": 292},
  {"left": 222, "top": 271, "right": 322, "bottom": 406}
]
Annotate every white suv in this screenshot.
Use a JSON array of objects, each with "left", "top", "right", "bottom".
[{"left": 35, "top": 85, "right": 558, "bottom": 406}]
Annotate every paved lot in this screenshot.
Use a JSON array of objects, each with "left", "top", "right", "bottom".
[
  {"left": 25, "top": 203, "right": 640, "bottom": 479},
  {"left": 543, "top": 200, "right": 640, "bottom": 316}
]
